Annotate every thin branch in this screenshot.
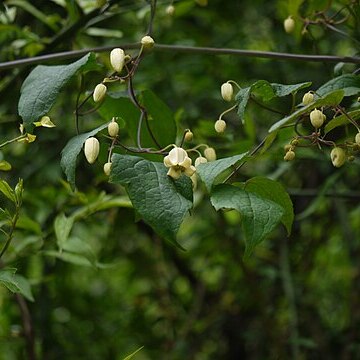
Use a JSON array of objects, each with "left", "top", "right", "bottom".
[{"left": 1, "top": 44, "right": 360, "bottom": 72}]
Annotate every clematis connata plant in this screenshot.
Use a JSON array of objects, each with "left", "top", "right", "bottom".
[{"left": 163, "top": 146, "right": 196, "bottom": 180}]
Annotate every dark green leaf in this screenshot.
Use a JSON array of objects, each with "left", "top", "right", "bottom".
[
  {"left": 271, "top": 81, "right": 312, "bottom": 97},
  {"left": 141, "top": 89, "right": 177, "bottom": 148},
  {"left": 211, "top": 184, "right": 284, "bottom": 257},
  {"left": 60, "top": 123, "right": 108, "bottom": 189},
  {"left": 109, "top": 154, "right": 193, "bottom": 247},
  {"left": 317, "top": 74, "right": 360, "bottom": 97},
  {"left": 244, "top": 177, "right": 293, "bottom": 235},
  {"left": 269, "top": 90, "right": 345, "bottom": 133},
  {"left": 19, "top": 53, "right": 98, "bottom": 126},
  {"left": 196, "top": 153, "right": 248, "bottom": 192}
]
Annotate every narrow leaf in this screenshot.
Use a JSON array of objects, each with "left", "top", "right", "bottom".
[
  {"left": 60, "top": 123, "right": 108, "bottom": 189},
  {"left": 19, "top": 53, "right": 98, "bottom": 126},
  {"left": 0, "top": 269, "right": 34, "bottom": 301},
  {"left": 109, "top": 154, "right": 193, "bottom": 247},
  {"left": 236, "top": 87, "right": 251, "bottom": 122},
  {"left": 269, "top": 90, "right": 345, "bottom": 133},
  {"left": 244, "top": 177, "right": 294, "bottom": 235},
  {"left": 196, "top": 153, "right": 248, "bottom": 192},
  {"left": 0, "top": 179, "right": 16, "bottom": 203},
  {"left": 211, "top": 184, "right": 284, "bottom": 257},
  {"left": 123, "top": 346, "right": 144, "bottom": 360},
  {"left": 325, "top": 109, "right": 360, "bottom": 134},
  {"left": 54, "top": 213, "right": 74, "bottom": 252}
]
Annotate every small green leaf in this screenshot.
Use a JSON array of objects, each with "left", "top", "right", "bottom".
[
  {"left": 317, "top": 74, "right": 360, "bottom": 97},
  {"left": 325, "top": 109, "right": 360, "bottom": 134},
  {"left": 109, "top": 154, "right": 193, "bottom": 247},
  {"left": 123, "top": 346, "right": 144, "bottom": 360},
  {"left": 0, "top": 179, "right": 16, "bottom": 203},
  {"left": 0, "top": 268, "right": 34, "bottom": 301},
  {"left": 0, "top": 160, "right": 11, "bottom": 171},
  {"left": 19, "top": 53, "right": 99, "bottom": 126},
  {"left": 271, "top": 82, "right": 312, "bottom": 97},
  {"left": 60, "top": 123, "right": 108, "bottom": 189},
  {"left": 211, "top": 184, "right": 284, "bottom": 257},
  {"left": 269, "top": 90, "right": 345, "bottom": 133},
  {"left": 54, "top": 213, "right": 74, "bottom": 252},
  {"left": 244, "top": 177, "right": 294, "bottom": 235},
  {"left": 196, "top": 153, "right": 248, "bottom": 192}
]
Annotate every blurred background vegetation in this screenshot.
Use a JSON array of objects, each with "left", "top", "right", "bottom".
[{"left": 0, "top": 0, "right": 359, "bottom": 359}]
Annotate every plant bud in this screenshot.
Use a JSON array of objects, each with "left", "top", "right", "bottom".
[
  {"left": 166, "top": 5, "right": 175, "bottom": 15},
  {"left": 221, "top": 82, "right": 233, "bottom": 102},
  {"left": 195, "top": 156, "right": 208, "bottom": 167},
  {"left": 103, "top": 162, "right": 112, "bottom": 176},
  {"left": 310, "top": 108, "right": 325, "bottom": 128},
  {"left": 204, "top": 147, "right": 216, "bottom": 162},
  {"left": 108, "top": 119, "right": 119, "bottom": 137},
  {"left": 215, "top": 119, "right": 226, "bottom": 133},
  {"left": 84, "top": 137, "right": 100, "bottom": 164},
  {"left": 284, "top": 16, "right": 295, "bottom": 33},
  {"left": 284, "top": 144, "right": 292, "bottom": 152},
  {"left": 302, "top": 92, "right": 314, "bottom": 105},
  {"left": 330, "top": 147, "right": 346, "bottom": 168},
  {"left": 110, "top": 48, "right": 125, "bottom": 73},
  {"left": 93, "top": 83, "right": 107, "bottom": 102},
  {"left": 284, "top": 150, "right": 295, "bottom": 161},
  {"left": 355, "top": 132, "right": 360, "bottom": 145},
  {"left": 141, "top": 35, "right": 155, "bottom": 49},
  {"left": 184, "top": 130, "right": 193, "bottom": 142}
]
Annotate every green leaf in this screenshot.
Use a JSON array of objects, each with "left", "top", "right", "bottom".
[
  {"left": 317, "top": 74, "right": 360, "bottom": 97},
  {"left": 0, "top": 268, "right": 34, "bottom": 301},
  {"left": 236, "top": 81, "right": 311, "bottom": 123},
  {"left": 19, "top": 53, "right": 98, "bottom": 126},
  {"left": 243, "top": 177, "right": 294, "bottom": 235},
  {"left": 236, "top": 87, "right": 251, "bottom": 122},
  {"left": 271, "top": 82, "right": 312, "bottom": 97},
  {"left": 16, "top": 215, "right": 42, "bottom": 235},
  {"left": 60, "top": 123, "right": 108, "bottom": 189},
  {"left": 210, "top": 184, "right": 284, "bottom": 257},
  {"left": 268, "top": 90, "right": 345, "bottom": 133},
  {"left": 325, "top": 109, "right": 360, "bottom": 134},
  {"left": 45, "top": 250, "right": 95, "bottom": 267},
  {"left": 196, "top": 153, "right": 248, "bottom": 192},
  {"left": 141, "top": 90, "right": 177, "bottom": 148},
  {"left": 54, "top": 213, "right": 74, "bottom": 252},
  {"left": 0, "top": 160, "right": 12, "bottom": 171},
  {"left": 109, "top": 154, "right": 193, "bottom": 247},
  {"left": 123, "top": 346, "right": 144, "bottom": 360},
  {"left": 0, "top": 179, "right": 16, "bottom": 203}
]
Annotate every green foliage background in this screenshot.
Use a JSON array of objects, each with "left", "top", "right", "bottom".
[{"left": 0, "top": 0, "right": 360, "bottom": 359}]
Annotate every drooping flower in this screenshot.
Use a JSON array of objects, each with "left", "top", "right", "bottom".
[{"left": 163, "top": 146, "right": 196, "bottom": 179}]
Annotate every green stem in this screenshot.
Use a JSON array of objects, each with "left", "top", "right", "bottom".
[
  {"left": 0, "top": 207, "right": 20, "bottom": 260},
  {"left": 0, "top": 135, "right": 27, "bottom": 149}
]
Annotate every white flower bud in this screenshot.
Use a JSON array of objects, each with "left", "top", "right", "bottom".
[
  {"left": 330, "top": 147, "right": 346, "bottom": 168},
  {"left": 284, "top": 16, "right": 295, "bottom": 33},
  {"left": 284, "top": 150, "right": 295, "bottom": 161},
  {"left": 204, "top": 147, "right": 216, "bottom": 162},
  {"left": 103, "top": 162, "right": 112, "bottom": 176},
  {"left": 195, "top": 156, "right": 207, "bottom": 167},
  {"left": 184, "top": 130, "right": 193, "bottom": 142},
  {"left": 108, "top": 119, "right": 119, "bottom": 137},
  {"left": 221, "top": 82, "right": 233, "bottom": 102},
  {"left": 355, "top": 133, "right": 360, "bottom": 145},
  {"left": 302, "top": 92, "right": 314, "bottom": 105},
  {"left": 110, "top": 48, "right": 125, "bottom": 73},
  {"left": 141, "top": 36, "right": 155, "bottom": 49},
  {"left": 84, "top": 137, "right": 100, "bottom": 164},
  {"left": 215, "top": 119, "right": 226, "bottom": 133},
  {"left": 166, "top": 5, "right": 175, "bottom": 15},
  {"left": 310, "top": 108, "right": 325, "bottom": 128},
  {"left": 93, "top": 83, "right": 107, "bottom": 102}
]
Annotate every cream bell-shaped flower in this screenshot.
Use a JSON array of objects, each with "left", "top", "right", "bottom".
[{"left": 163, "top": 146, "right": 196, "bottom": 179}]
